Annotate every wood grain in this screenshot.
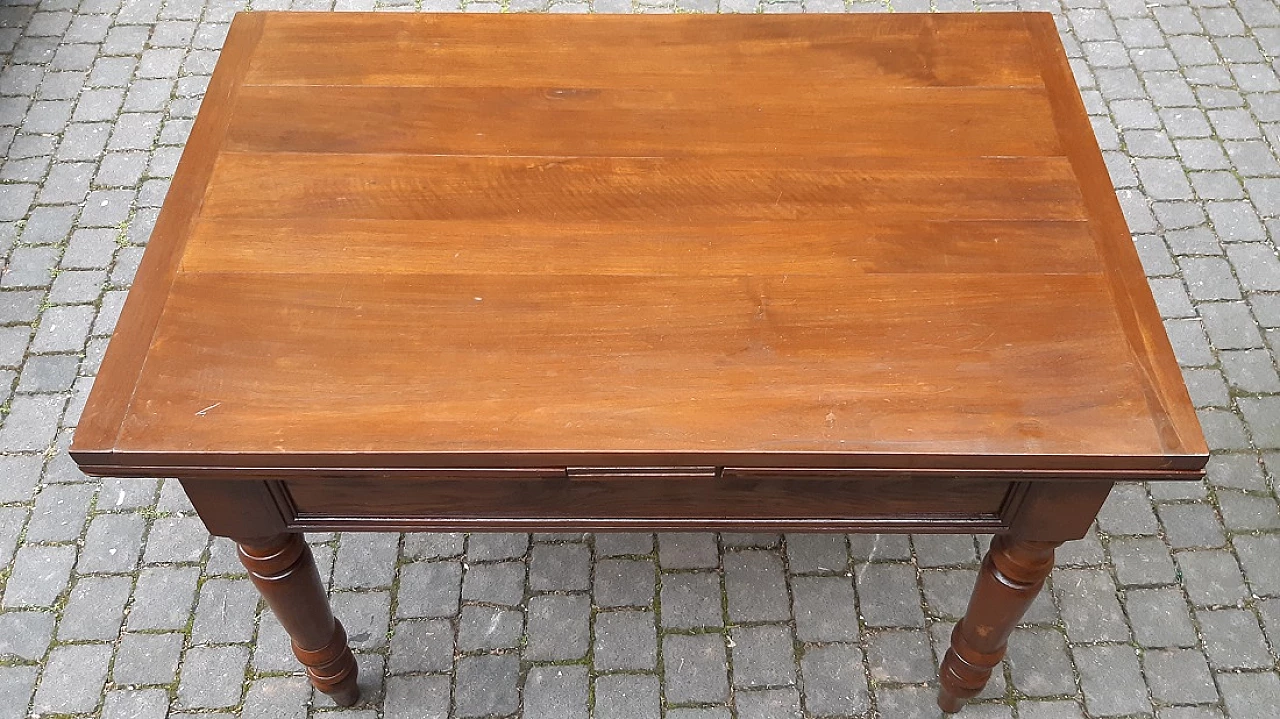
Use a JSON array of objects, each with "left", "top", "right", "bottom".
[
  {"left": 244, "top": 13, "right": 1044, "bottom": 89},
  {"left": 72, "top": 12, "right": 1207, "bottom": 478},
  {"left": 225, "top": 85, "right": 1062, "bottom": 158}
]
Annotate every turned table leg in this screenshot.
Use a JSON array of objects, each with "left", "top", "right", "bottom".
[
  {"left": 237, "top": 533, "right": 360, "bottom": 706},
  {"left": 937, "top": 534, "right": 1061, "bottom": 713}
]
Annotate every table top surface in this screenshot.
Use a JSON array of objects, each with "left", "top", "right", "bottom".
[{"left": 72, "top": 11, "right": 1207, "bottom": 477}]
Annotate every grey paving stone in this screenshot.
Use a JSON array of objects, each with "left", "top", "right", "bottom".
[
  {"left": 80, "top": 512, "right": 145, "bottom": 573},
  {"left": 456, "top": 604, "right": 522, "bottom": 651},
  {"left": 395, "top": 561, "right": 461, "bottom": 618},
  {"left": 1227, "top": 243, "right": 1280, "bottom": 292},
  {"left": 32, "top": 643, "right": 111, "bottom": 714},
  {"left": 856, "top": 562, "right": 924, "bottom": 627},
  {"left": 461, "top": 560, "right": 525, "bottom": 606},
  {"left": 58, "top": 575, "right": 131, "bottom": 641},
  {"left": 332, "top": 532, "right": 398, "bottom": 589},
  {"left": 730, "top": 624, "right": 796, "bottom": 688},
  {"left": 112, "top": 632, "right": 185, "bottom": 686},
  {"left": 1198, "top": 408, "right": 1253, "bottom": 449},
  {"left": 735, "top": 687, "right": 801, "bottom": 719},
  {"left": 0, "top": 666, "right": 37, "bottom": 719},
  {"left": 1219, "top": 672, "right": 1280, "bottom": 719},
  {"left": 872, "top": 685, "right": 950, "bottom": 719},
  {"left": 1, "top": 246, "right": 59, "bottom": 289},
  {"left": 1136, "top": 157, "right": 1194, "bottom": 198},
  {"left": 0, "top": 326, "right": 33, "bottom": 373},
  {"left": 594, "top": 532, "right": 652, "bottom": 556},
  {"left": 1234, "top": 534, "right": 1280, "bottom": 596},
  {"left": 1152, "top": 277, "right": 1197, "bottom": 318},
  {"left": 1017, "top": 701, "right": 1089, "bottom": 719},
  {"left": 1126, "top": 586, "right": 1199, "bottom": 647},
  {"left": 0, "top": 394, "right": 65, "bottom": 453},
  {"left": 594, "top": 557, "right": 654, "bottom": 607},
  {"left": 865, "top": 628, "right": 935, "bottom": 684},
  {"left": 663, "top": 633, "right": 730, "bottom": 704},
  {"left": 143, "top": 514, "right": 207, "bottom": 564},
  {"left": 1109, "top": 535, "right": 1179, "bottom": 585},
  {"left": 332, "top": 590, "right": 392, "bottom": 651},
  {"left": 32, "top": 304, "right": 95, "bottom": 353},
  {"left": 24, "top": 482, "right": 93, "bottom": 542},
  {"left": 1206, "top": 451, "right": 1268, "bottom": 490},
  {"left": 1056, "top": 528, "right": 1107, "bottom": 566},
  {"left": 464, "top": 532, "right": 528, "bottom": 561},
  {"left": 594, "top": 674, "right": 659, "bottom": 719},
  {"left": 720, "top": 533, "right": 780, "bottom": 548},
  {"left": 101, "top": 689, "right": 169, "bottom": 719},
  {"left": 1053, "top": 568, "right": 1131, "bottom": 642},
  {"left": 0, "top": 290, "right": 46, "bottom": 325},
  {"left": 389, "top": 618, "right": 452, "bottom": 674},
  {"left": 659, "top": 571, "right": 724, "bottom": 629},
  {"left": 127, "top": 566, "right": 200, "bottom": 630},
  {"left": 849, "top": 533, "right": 912, "bottom": 561},
  {"left": 2, "top": 543, "right": 76, "bottom": 608},
  {"left": 177, "top": 645, "right": 248, "bottom": 709},
  {"left": 785, "top": 533, "right": 848, "bottom": 573},
  {"left": 1143, "top": 648, "right": 1219, "bottom": 704},
  {"left": 1240, "top": 395, "right": 1280, "bottom": 447},
  {"left": 1155, "top": 708, "right": 1225, "bottom": 719},
  {"left": 529, "top": 542, "right": 590, "bottom": 591},
  {"left": 1157, "top": 502, "right": 1227, "bottom": 548},
  {"left": 525, "top": 593, "right": 590, "bottom": 661},
  {"left": 658, "top": 532, "right": 719, "bottom": 569},
  {"left": 0, "top": 506, "right": 25, "bottom": 568},
  {"left": 1006, "top": 627, "right": 1076, "bottom": 697},
  {"left": 1217, "top": 489, "right": 1280, "bottom": 529},
  {"left": 1177, "top": 549, "right": 1250, "bottom": 605},
  {"left": 242, "top": 676, "right": 309, "bottom": 719},
  {"left": 1200, "top": 301, "right": 1265, "bottom": 348},
  {"left": 1198, "top": 607, "right": 1274, "bottom": 668},
  {"left": 912, "top": 534, "right": 979, "bottom": 568},
  {"left": 48, "top": 269, "right": 107, "bottom": 306},
  {"left": 0, "top": 611, "right": 54, "bottom": 661},
  {"left": 1096, "top": 483, "right": 1160, "bottom": 534},
  {"left": 402, "top": 532, "right": 463, "bottom": 559},
  {"left": 384, "top": 675, "right": 450, "bottom": 717},
  {"left": 799, "top": 644, "right": 869, "bottom": 717},
  {"left": 1135, "top": 234, "right": 1178, "bottom": 275},
  {"left": 454, "top": 653, "right": 519, "bottom": 718},
  {"left": 724, "top": 550, "right": 789, "bottom": 622},
  {"left": 523, "top": 665, "right": 587, "bottom": 719},
  {"left": 792, "top": 574, "right": 859, "bottom": 642},
  {"left": 1074, "top": 644, "right": 1151, "bottom": 717},
  {"left": 0, "top": 455, "right": 38, "bottom": 504},
  {"left": 593, "top": 609, "right": 656, "bottom": 671},
  {"left": 191, "top": 577, "right": 259, "bottom": 644}
]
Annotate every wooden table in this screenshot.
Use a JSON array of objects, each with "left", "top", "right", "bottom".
[{"left": 71, "top": 11, "right": 1208, "bottom": 713}]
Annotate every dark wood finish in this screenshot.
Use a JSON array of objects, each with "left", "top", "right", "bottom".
[
  {"left": 237, "top": 534, "right": 359, "bottom": 706},
  {"left": 69, "top": 13, "right": 1209, "bottom": 713},
  {"left": 938, "top": 535, "right": 1062, "bottom": 712},
  {"left": 283, "top": 473, "right": 1014, "bottom": 527},
  {"left": 72, "top": 12, "right": 1204, "bottom": 473}
]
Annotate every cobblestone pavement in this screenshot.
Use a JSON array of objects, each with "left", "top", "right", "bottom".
[{"left": 1, "top": 0, "right": 1280, "bottom": 717}]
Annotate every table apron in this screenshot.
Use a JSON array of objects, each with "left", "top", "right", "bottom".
[{"left": 179, "top": 475, "right": 1114, "bottom": 541}]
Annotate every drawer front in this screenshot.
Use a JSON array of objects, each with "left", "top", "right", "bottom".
[{"left": 280, "top": 473, "right": 1018, "bottom": 532}]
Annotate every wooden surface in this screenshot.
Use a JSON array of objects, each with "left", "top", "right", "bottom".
[{"left": 72, "top": 12, "right": 1207, "bottom": 477}]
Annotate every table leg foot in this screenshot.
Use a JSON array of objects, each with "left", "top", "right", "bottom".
[
  {"left": 237, "top": 533, "right": 361, "bottom": 707},
  {"left": 937, "top": 534, "right": 1060, "bottom": 713}
]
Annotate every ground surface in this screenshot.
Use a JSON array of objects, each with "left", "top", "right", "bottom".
[{"left": 2, "top": 0, "right": 1280, "bottom": 717}]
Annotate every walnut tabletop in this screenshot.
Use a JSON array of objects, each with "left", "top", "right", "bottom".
[
  {"left": 71, "top": 11, "right": 1204, "bottom": 475},
  {"left": 69, "top": 11, "right": 1208, "bottom": 713}
]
